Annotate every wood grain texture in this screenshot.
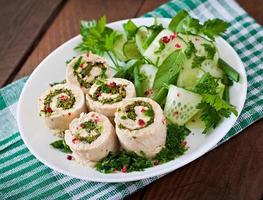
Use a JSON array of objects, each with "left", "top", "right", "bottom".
[
  {"left": 14, "top": 0, "right": 145, "bottom": 80},
  {"left": 236, "top": 0, "right": 263, "bottom": 25},
  {"left": 0, "top": 0, "right": 64, "bottom": 87}
]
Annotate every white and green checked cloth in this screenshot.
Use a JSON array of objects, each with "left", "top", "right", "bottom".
[{"left": 1, "top": 0, "right": 262, "bottom": 199}]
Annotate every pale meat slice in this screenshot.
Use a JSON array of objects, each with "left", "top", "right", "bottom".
[
  {"left": 114, "top": 97, "right": 167, "bottom": 158},
  {"left": 38, "top": 83, "right": 86, "bottom": 136},
  {"left": 64, "top": 112, "right": 118, "bottom": 166}
]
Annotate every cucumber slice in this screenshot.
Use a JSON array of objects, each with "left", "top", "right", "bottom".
[
  {"left": 139, "top": 64, "right": 157, "bottom": 95},
  {"left": 216, "top": 81, "right": 225, "bottom": 98},
  {"left": 123, "top": 40, "right": 141, "bottom": 59},
  {"left": 113, "top": 32, "right": 128, "bottom": 61},
  {"left": 135, "top": 26, "right": 148, "bottom": 54},
  {"left": 177, "top": 58, "right": 205, "bottom": 90},
  {"left": 143, "top": 29, "right": 187, "bottom": 66},
  {"left": 164, "top": 85, "right": 202, "bottom": 125},
  {"left": 180, "top": 33, "right": 223, "bottom": 78}
]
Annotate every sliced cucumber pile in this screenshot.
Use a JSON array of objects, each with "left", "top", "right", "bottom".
[{"left": 164, "top": 85, "right": 202, "bottom": 125}]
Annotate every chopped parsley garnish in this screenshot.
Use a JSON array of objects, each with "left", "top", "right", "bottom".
[
  {"left": 91, "top": 81, "right": 127, "bottom": 104},
  {"left": 184, "top": 41, "right": 196, "bottom": 58},
  {"left": 96, "top": 151, "right": 152, "bottom": 173},
  {"left": 202, "top": 43, "right": 216, "bottom": 59},
  {"left": 50, "top": 140, "right": 72, "bottom": 153},
  {"left": 76, "top": 120, "right": 102, "bottom": 143},
  {"left": 155, "top": 124, "right": 190, "bottom": 163},
  {"left": 96, "top": 124, "right": 190, "bottom": 173},
  {"left": 42, "top": 89, "right": 75, "bottom": 116},
  {"left": 192, "top": 55, "right": 206, "bottom": 68}
]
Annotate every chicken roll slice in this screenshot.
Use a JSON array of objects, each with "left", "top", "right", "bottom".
[
  {"left": 86, "top": 78, "right": 136, "bottom": 118},
  {"left": 66, "top": 52, "right": 110, "bottom": 94},
  {"left": 115, "top": 97, "right": 167, "bottom": 158},
  {"left": 38, "top": 84, "right": 86, "bottom": 136},
  {"left": 64, "top": 112, "right": 118, "bottom": 166}
]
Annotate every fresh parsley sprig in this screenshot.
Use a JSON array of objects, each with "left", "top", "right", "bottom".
[{"left": 169, "top": 10, "right": 229, "bottom": 40}]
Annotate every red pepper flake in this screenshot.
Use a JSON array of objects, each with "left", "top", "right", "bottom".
[
  {"left": 68, "top": 112, "right": 71, "bottom": 116},
  {"left": 177, "top": 93, "right": 180, "bottom": 97},
  {"left": 175, "top": 43, "right": 181, "bottom": 48},
  {"left": 80, "top": 63, "right": 84, "bottom": 68},
  {"left": 114, "top": 169, "right": 118, "bottom": 173},
  {"left": 170, "top": 32, "right": 177, "bottom": 40},
  {"left": 153, "top": 160, "right": 159, "bottom": 165},
  {"left": 121, "top": 166, "right": 127, "bottom": 173},
  {"left": 181, "top": 141, "right": 187, "bottom": 147},
  {"left": 80, "top": 123, "right": 85, "bottom": 128},
  {"left": 46, "top": 107, "right": 53, "bottom": 113},
  {"left": 67, "top": 155, "right": 73, "bottom": 160},
  {"left": 138, "top": 119, "right": 145, "bottom": 126},
  {"left": 141, "top": 108, "right": 146, "bottom": 113},
  {"left": 161, "top": 118, "right": 166, "bottom": 125},
  {"left": 144, "top": 89, "right": 153, "bottom": 96},
  {"left": 173, "top": 111, "right": 179, "bottom": 116},
  {"left": 72, "top": 138, "right": 79, "bottom": 144},
  {"left": 59, "top": 95, "right": 68, "bottom": 101},
  {"left": 109, "top": 82, "right": 117, "bottom": 88},
  {"left": 97, "top": 92, "right": 102, "bottom": 97},
  {"left": 161, "top": 36, "right": 170, "bottom": 44}
]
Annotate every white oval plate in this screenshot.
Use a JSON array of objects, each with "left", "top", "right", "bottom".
[{"left": 17, "top": 18, "right": 247, "bottom": 182}]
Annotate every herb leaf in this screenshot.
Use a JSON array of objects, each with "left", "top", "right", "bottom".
[
  {"left": 155, "top": 124, "right": 190, "bottom": 163},
  {"left": 202, "top": 43, "right": 216, "bottom": 59},
  {"left": 96, "top": 151, "right": 152, "bottom": 173},
  {"left": 123, "top": 20, "right": 138, "bottom": 39},
  {"left": 184, "top": 41, "right": 197, "bottom": 58},
  {"left": 194, "top": 73, "right": 219, "bottom": 95},
  {"left": 50, "top": 140, "right": 72, "bottom": 153},
  {"left": 192, "top": 55, "right": 206, "bottom": 68},
  {"left": 197, "top": 94, "right": 238, "bottom": 133},
  {"left": 201, "top": 19, "right": 229, "bottom": 40},
  {"left": 168, "top": 10, "right": 229, "bottom": 40}
]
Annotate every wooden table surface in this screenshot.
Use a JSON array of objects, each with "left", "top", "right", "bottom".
[{"left": 1, "top": 0, "right": 262, "bottom": 199}]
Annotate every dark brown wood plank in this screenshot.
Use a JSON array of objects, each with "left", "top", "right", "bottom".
[
  {"left": 237, "top": 0, "right": 263, "bottom": 25},
  {"left": 0, "top": 0, "right": 65, "bottom": 87},
  {"left": 14, "top": 0, "right": 144, "bottom": 80}
]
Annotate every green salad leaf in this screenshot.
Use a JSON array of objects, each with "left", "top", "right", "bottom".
[
  {"left": 153, "top": 50, "right": 186, "bottom": 91},
  {"left": 50, "top": 140, "right": 72, "bottom": 153}
]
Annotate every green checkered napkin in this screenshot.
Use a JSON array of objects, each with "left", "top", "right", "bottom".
[{"left": 1, "top": 0, "right": 262, "bottom": 199}]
